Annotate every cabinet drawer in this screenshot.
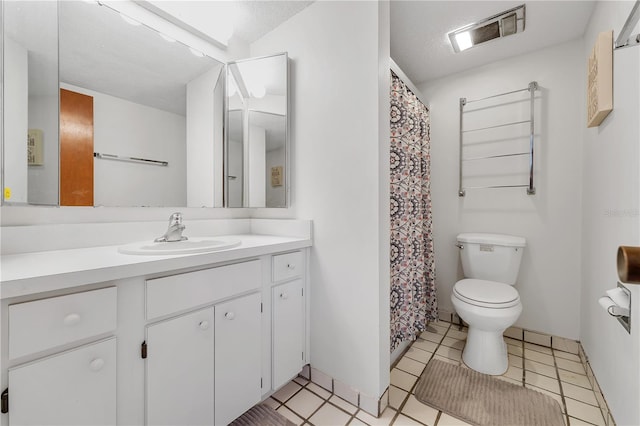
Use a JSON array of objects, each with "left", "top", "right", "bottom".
[
  {"left": 272, "top": 251, "right": 303, "bottom": 282},
  {"left": 146, "top": 260, "right": 261, "bottom": 320},
  {"left": 9, "top": 287, "right": 117, "bottom": 360}
]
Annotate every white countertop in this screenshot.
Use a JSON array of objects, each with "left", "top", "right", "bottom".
[{"left": 0, "top": 234, "right": 311, "bottom": 299}]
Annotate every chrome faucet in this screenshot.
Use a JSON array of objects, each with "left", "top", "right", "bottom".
[{"left": 155, "top": 212, "right": 188, "bottom": 242}]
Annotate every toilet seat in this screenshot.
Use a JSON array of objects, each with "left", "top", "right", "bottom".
[{"left": 453, "top": 279, "right": 520, "bottom": 309}]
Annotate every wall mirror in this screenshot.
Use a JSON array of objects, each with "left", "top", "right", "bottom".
[
  {"left": 1, "top": 2, "right": 290, "bottom": 209},
  {"left": 2, "top": 1, "right": 225, "bottom": 207},
  {"left": 226, "top": 53, "right": 288, "bottom": 208},
  {"left": 3, "top": 1, "right": 59, "bottom": 206}
]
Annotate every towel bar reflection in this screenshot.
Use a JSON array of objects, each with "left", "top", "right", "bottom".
[
  {"left": 458, "top": 81, "right": 538, "bottom": 197},
  {"left": 94, "top": 152, "right": 168, "bottom": 167}
]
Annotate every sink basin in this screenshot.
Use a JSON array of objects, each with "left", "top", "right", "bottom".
[{"left": 118, "top": 237, "right": 241, "bottom": 255}]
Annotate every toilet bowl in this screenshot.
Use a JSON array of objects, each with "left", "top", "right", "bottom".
[
  {"left": 452, "top": 233, "right": 526, "bottom": 375},
  {"left": 452, "top": 279, "right": 522, "bottom": 375}
]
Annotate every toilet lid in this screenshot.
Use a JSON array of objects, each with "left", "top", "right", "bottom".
[{"left": 453, "top": 279, "right": 520, "bottom": 308}]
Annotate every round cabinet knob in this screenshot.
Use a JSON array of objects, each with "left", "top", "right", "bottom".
[
  {"left": 287, "top": 263, "right": 296, "bottom": 270},
  {"left": 280, "top": 292, "right": 289, "bottom": 300},
  {"left": 198, "top": 320, "right": 210, "bottom": 330},
  {"left": 89, "top": 358, "right": 105, "bottom": 372},
  {"left": 224, "top": 312, "right": 235, "bottom": 320},
  {"left": 63, "top": 313, "right": 81, "bottom": 326}
]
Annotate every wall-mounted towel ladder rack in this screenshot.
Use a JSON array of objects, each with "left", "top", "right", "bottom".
[{"left": 458, "top": 81, "right": 538, "bottom": 197}]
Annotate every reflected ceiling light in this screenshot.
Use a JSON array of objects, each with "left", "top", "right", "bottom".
[
  {"left": 189, "top": 47, "right": 205, "bottom": 58},
  {"left": 236, "top": 61, "right": 268, "bottom": 99},
  {"left": 448, "top": 4, "right": 525, "bottom": 53},
  {"left": 120, "top": 13, "right": 141, "bottom": 26},
  {"left": 159, "top": 33, "right": 176, "bottom": 43},
  {"left": 250, "top": 85, "right": 266, "bottom": 99}
]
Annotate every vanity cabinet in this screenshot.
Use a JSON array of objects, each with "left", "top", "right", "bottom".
[
  {"left": 0, "top": 243, "right": 310, "bottom": 426},
  {"left": 5, "top": 287, "right": 118, "bottom": 426},
  {"left": 144, "top": 261, "right": 262, "bottom": 426},
  {"left": 271, "top": 251, "right": 306, "bottom": 390}
]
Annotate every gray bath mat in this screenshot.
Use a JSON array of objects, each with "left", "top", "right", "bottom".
[
  {"left": 415, "top": 359, "right": 565, "bottom": 426},
  {"left": 230, "top": 404, "right": 295, "bottom": 426}
]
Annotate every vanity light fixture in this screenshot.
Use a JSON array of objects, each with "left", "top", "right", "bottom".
[
  {"left": 448, "top": 4, "right": 526, "bottom": 53},
  {"left": 100, "top": 1, "right": 223, "bottom": 57},
  {"left": 135, "top": 1, "right": 236, "bottom": 48}
]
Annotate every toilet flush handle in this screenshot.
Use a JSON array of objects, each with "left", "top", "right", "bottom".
[{"left": 456, "top": 243, "right": 464, "bottom": 249}]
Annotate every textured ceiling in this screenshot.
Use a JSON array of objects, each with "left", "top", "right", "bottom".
[
  {"left": 13, "top": 1, "right": 600, "bottom": 113},
  {"left": 60, "top": 1, "right": 222, "bottom": 116},
  {"left": 14, "top": 1, "right": 311, "bottom": 115},
  {"left": 391, "top": 1, "right": 597, "bottom": 86},
  {"left": 233, "top": 1, "right": 314, "bottom": 44}
]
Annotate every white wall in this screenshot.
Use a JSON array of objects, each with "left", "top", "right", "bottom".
[
  {"left": 580, "top": 2, "right": 640, "bottom": 424},
  {"left": 186, "top": 64, "right": 224, "bottom": 208},
  {"left": 62, "top": 84, "right": 187, "bottom": 207},
  {"left": 250, "top": 1, "right": 391, "bottom": 399},
  {"left": 248, "top": 125, "right": 266, "bottom": 207},
  {"left": 420, "top": 39, "right": 584, "bottom": 340},
  {"left": 227, "top": 139, "right": 244, "bottom": 208},
  {"left": 27, "top": 95, "right": 59, "bottom": 206},
  {"left": 3, "top": 37, "right": 28, "bottom": 204}
]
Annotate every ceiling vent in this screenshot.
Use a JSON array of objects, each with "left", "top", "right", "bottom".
[{"left": 448, "top": 4, "right": 526, "bottom": 53}]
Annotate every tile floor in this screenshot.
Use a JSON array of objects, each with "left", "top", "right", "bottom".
[{"left": 263, "top": 321, "right": 607, "bottom": 426}]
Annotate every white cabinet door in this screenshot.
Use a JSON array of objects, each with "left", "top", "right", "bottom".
[
  {"left": 272, "top": 279, "right": 305, "bottom": 389},
  {"left": 214, "top": 292, "right": 261, "bottom": 425},
  {"left": 8, "top": 338, "right": 116, "bottom": 426},
  {"left": 146, "top": 308, "right": 214, "bottom": 426}
]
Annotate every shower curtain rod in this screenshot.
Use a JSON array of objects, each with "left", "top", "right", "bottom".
[{"left": 390, "top": 58, "right": 429, "bottom": 108}]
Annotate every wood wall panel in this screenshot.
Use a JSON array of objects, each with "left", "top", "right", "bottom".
[{"left": 60, "top": 89, "right": 94, "bottom": 206}]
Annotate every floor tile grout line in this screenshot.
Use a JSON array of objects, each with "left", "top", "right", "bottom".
[
  {"left": 274, "top": 382, "right": 306, "bottom": 407},
  {"left": 389, "top": 321, "right": 448, "bottom": 426},
  {"left": 568, "top": 414, "right": 601, "bottom": 426},
  {"left": 290, "top": 320, "right": 594, "bottom": 426},
  {"left": 564, "top": 394, "right": 605, "bottom": 410},
  {"left": 276, "top": 379, "right": 316, "bottom": 424},
  {"left": 432, "top": 410, "right": 443, "bottom": 426},
  {"left": 303, "top": 400, "right": 332, "bottom": 425},
  {"left": 519, "top": 336, "right": 526, "bottom": 385},
  {"left": 289, "top": 380, "right": 366, "bottom": 425},
  {"left": 550, "top": 346, "right": 571, "bottom": 425}
]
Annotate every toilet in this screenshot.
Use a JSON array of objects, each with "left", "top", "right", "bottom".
[{"left": 451, "top": 233, "right": 526, "bottom": 375}]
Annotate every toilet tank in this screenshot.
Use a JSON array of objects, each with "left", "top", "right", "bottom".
[{"left": 457, "top": 233, "right": 526, "bottom": 285}]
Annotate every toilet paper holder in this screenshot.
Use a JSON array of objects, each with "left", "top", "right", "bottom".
[
  {"left": 617, "top": 246, "right": 640, "bottom": 284},
  {"left": 603, "top": 282, "right": 631, "bottom": 333}
]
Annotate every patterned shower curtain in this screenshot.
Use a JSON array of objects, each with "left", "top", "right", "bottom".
[{"left": 390, "top": 71, "right": 437, "bottom": 353}]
